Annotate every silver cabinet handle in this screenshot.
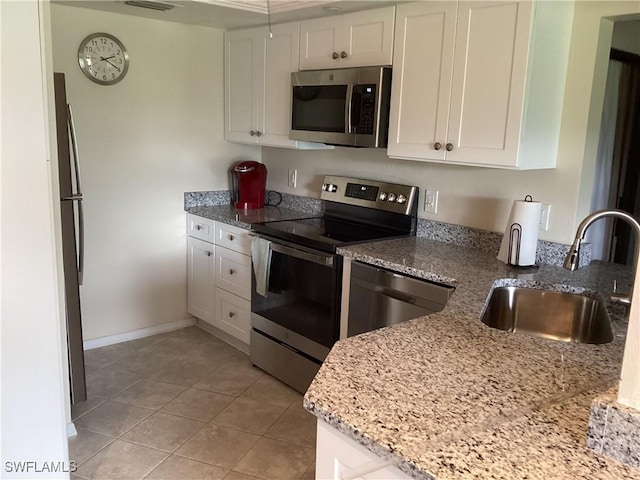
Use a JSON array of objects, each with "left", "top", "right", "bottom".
[
  {"left": 228, "top": 234, "right": 235, "bottom": 241},
  {"left": 434, "top": 142, "right": 442, "bottom": 151},
  {"left": 196, "top": 225, "right": 203, "bottom": 230},
  {"left": 332, "top": 52, "right": 339, "bottom": 59},
  {"left": 340, "top": 51, "right": 348, "bottom": 59},
  {"left": 229, "top": 269, "right": 236, "bottom": 275},
  {"left": 446, "top": 143, "right": 454, "bottom": 151},
  {"left": 228, "top": 311, "right": 236, "bottom": 318}
]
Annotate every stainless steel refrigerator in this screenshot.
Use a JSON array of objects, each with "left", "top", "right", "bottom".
[{"left": 53, "top": 72, "right": 87, "bottom": 404}]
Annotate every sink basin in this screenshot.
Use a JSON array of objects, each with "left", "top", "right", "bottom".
[{"left": 481, "top": 286, "right": 613, "bottom": 344}]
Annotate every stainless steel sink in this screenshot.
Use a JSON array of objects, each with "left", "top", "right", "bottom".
[{"left": 481, "top": 286, "right": 613, "bottom": 344}]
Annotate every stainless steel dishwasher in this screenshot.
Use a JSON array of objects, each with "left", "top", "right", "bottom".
[{"left": 347, "top": 261, "right": 454, "bottom": 337}]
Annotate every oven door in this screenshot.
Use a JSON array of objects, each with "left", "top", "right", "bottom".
[{"left": 251, "top": 236, "right": 340, "bottom": 363}]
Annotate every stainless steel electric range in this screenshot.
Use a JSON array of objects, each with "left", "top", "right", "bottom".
[{"left": 250, "top": 176, "right": 419, "bottom": 393}]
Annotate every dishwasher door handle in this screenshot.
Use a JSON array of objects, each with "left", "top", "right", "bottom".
[{"left": 352, "top": 278, "right": 416, "bottom": 304}]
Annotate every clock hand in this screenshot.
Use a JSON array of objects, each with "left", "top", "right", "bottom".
[
  {"left": 100, "top": 55, "right": 116, "bottom": 61},
  {"left": 101, "top": 57, "right": 121, "bottom": 71}
]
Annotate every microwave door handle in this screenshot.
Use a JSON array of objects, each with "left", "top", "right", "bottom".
[{"left": 345, "top": 84, "right": 354, "bottom": 134}]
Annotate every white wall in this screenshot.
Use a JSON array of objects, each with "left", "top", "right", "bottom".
[
  {"left": 1, "top": 1, "right": 69, "bottom": 477},
  {"left": 263, "top": 0, "right": 640, "bottom": 245},
  {"left": 50, "top": 4, "right": 260, "bottom": 340}
]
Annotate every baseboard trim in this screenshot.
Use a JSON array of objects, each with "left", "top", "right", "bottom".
[
  {"left": 83, "top": 318, "right": 197, "bottom": 350},
  {"left": 66, "top": 422, "right": 77, "bottom": 438}
]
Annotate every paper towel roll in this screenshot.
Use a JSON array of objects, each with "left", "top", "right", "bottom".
[{"left": 497, "top": 198, "right": 542, "bottom": 266}]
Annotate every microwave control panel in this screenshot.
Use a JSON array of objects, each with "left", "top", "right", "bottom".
[{"left": 354, "top": 85, "right": 376, "bottom": 134}]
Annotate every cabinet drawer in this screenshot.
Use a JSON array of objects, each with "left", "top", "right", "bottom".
[
  {"left": 215, "top": 246, "right": 251, "bottom": 300},
  {"left": 186, "top": 214, "right": 215, "bottom": 243},
  {"left": 214, "top": 288, "right": 250, "bottom": 345},
  {"left": 215, "top": 222, "right": 252, "bottom": 255}
]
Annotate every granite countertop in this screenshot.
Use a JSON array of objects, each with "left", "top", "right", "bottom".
[
  {"left": 184, "top": 204, "right": 316, "bottom": 229},
  {"left": 304, "top": 236, "right": 638, "bottom": 479}
]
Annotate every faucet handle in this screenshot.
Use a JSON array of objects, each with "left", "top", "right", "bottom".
[{"left": 611, "top": 280, "right": 632, "bottom": 306}]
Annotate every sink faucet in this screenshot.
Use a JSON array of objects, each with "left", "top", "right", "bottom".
[{"left": 563, "top": 209, "right": 640, "bottom": 307}]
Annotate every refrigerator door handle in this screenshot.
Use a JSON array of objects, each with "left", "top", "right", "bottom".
[
  {"left": 67, "top": 104, "right": 84, "bottom": 285},
  {"left": 77, "top": 199, "right": 84, "bottom": 285},
  {"left": 67, "top": 104, "right": 83, "bottom": 195}
]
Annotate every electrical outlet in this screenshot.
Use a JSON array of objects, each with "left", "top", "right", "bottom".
[
  {"left": 288, "top": 169, "right": 297, "bottom": 188},
  {"left": 425, "top": 190, "right": 439, "bottom": 213},
  {"left": 540, "top": 203, "right": 551, "bottom": 231}
]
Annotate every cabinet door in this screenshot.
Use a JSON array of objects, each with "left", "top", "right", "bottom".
[
  {"left": 446, "top": 1, "right": 533, "bottom": 166},
  {"left": 225, "top": 28, "right": 260, "bottom": 143},
  {"left": 387, "top": 2, "right": 457, "bottom": 161},
  {"left": 316, "top": 420, "right": 412, "bottom": 479},
  {"left": 214, "top": 287, "right": 250, "bottom": 345},
  {"left": 187, "top": 237, "right": 215, "bottom": 324},
  {"left": 342, "top": 6, "right": 395, "bottom": 67},
  {"left": 300, "top": 15, "right": 343, "bottom": 70},
  {"left": 258, "top": 22, "right": 300, "bottom": 148}
]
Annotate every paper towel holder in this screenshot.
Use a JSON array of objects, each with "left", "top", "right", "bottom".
[{"left": 506, "top": 195, "right": 539, "bottom": 269}]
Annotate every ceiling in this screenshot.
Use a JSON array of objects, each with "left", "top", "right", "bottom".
[{"left": 54, "top": 0, "right": 400, "bottom": 30}]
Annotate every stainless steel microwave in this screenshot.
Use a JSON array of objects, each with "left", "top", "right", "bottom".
[{"left": 290, "top": 66, "right": 392, "bottom": 148}]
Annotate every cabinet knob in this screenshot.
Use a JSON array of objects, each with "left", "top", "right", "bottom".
[
  {"left": 250, "top": 130, "right": 256, "bottom": 136},
  {"left": 229, "top": 269, "right": 236, "bottom": 275},
  {"left": 446, "top": 143, "right": 454, "bottom": 151},
  {"left": 255, "top": 131, "right": 262, "bottom": 137},
  {"left": 332, "top": 52, "right": 339, "bottom": 59},
  {"left": 228, "top": 234, "right": 235, "bottom": 241},
  {"left": 434, "top": 142, "right": 442, "bottom": 151},
  {"left": 228, "top": 311, "right": 236, "bottom": 318},
  {"left": 196, "top": 225, "right": 202, "bottom": 230},
  {"left": 206, "top": 251, "right": 213, "bottom": 257},
  {"left": 340, "top": 51, "right": 348, "bottom": 59}
]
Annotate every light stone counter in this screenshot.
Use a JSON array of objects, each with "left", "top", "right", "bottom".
[
  {"left": 304, "top": 236, "right": 639, "bottom": 479},
  {"left": 184, "top": 204, "right": 315, "bottom": 229}
]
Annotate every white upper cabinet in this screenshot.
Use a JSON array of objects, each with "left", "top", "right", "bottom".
[
  {"left": 388, "top": 1, "right": 573, "bottom": 169},
  {"left": 225, "top": 23, "right": 330, "bottom": 149},
  {"left": 300, "top": 6, "right": 395, "bottom": 70}
]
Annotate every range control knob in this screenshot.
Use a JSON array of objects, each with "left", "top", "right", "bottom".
[
  {"left": 397, "top": 194, "right": 407, "bottom": 204},
  {"left": 327, "top": 184, "right": 338, "bottom": 193},
  {"left": 322, "top": 183, "right": 328, "bottom": 191},
  {"left": 387, "top": 193, "right": 397, "bottom": 202},
  {"left": 379, "top": 192, "right": 388, "bottom": 201}
]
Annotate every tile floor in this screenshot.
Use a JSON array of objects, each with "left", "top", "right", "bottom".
[{"left": 70, "top": 326, "right": 317, "bottom": 480}]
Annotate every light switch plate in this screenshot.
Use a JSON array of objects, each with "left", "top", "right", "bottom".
[
  {"left": 425, "top": 190, "right": 439, "bottom": 213},
  {"left": 540, "top": 203, "right": 551, "bottom": 231},
  {"left": 288, "top": 169, "right": 297, "bottom": 188}
]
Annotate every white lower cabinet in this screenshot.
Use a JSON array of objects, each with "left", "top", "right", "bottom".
[
  {"left": 187, "top": 236, "right": 215, "bottom": 324},
  {"left": 214, "top": 287, "right": 250, "bottom": 344},
  {"left": 316, "top": 420, "right": 412, "bottom": 480},
  {"left": 187, "top": 214, "right": 252, "bottom": 347}
]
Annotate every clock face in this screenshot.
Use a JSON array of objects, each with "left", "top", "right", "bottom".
[{"left": 78, "top": 33, "right": 129, "bottom": 85}]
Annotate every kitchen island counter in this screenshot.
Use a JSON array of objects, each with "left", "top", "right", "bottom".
[{"left": 304, "top": 236, "right": 637, "bottom": 479}]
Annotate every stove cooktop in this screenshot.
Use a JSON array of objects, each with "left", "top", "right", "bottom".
[
  {"left": 251, "top": 215, "right": 410, "bottom": 253},
  {"left": 252, "top": 176, "right": 419, "bottom": 253}
]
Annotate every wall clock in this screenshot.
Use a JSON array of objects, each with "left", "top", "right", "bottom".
[{"left": 78, "top": 33, "right": 129, "bottom": 85}]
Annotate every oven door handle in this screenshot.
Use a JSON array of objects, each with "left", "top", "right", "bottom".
[{"left": 270, "top": 242, "right": 334, "bottom": 267}]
